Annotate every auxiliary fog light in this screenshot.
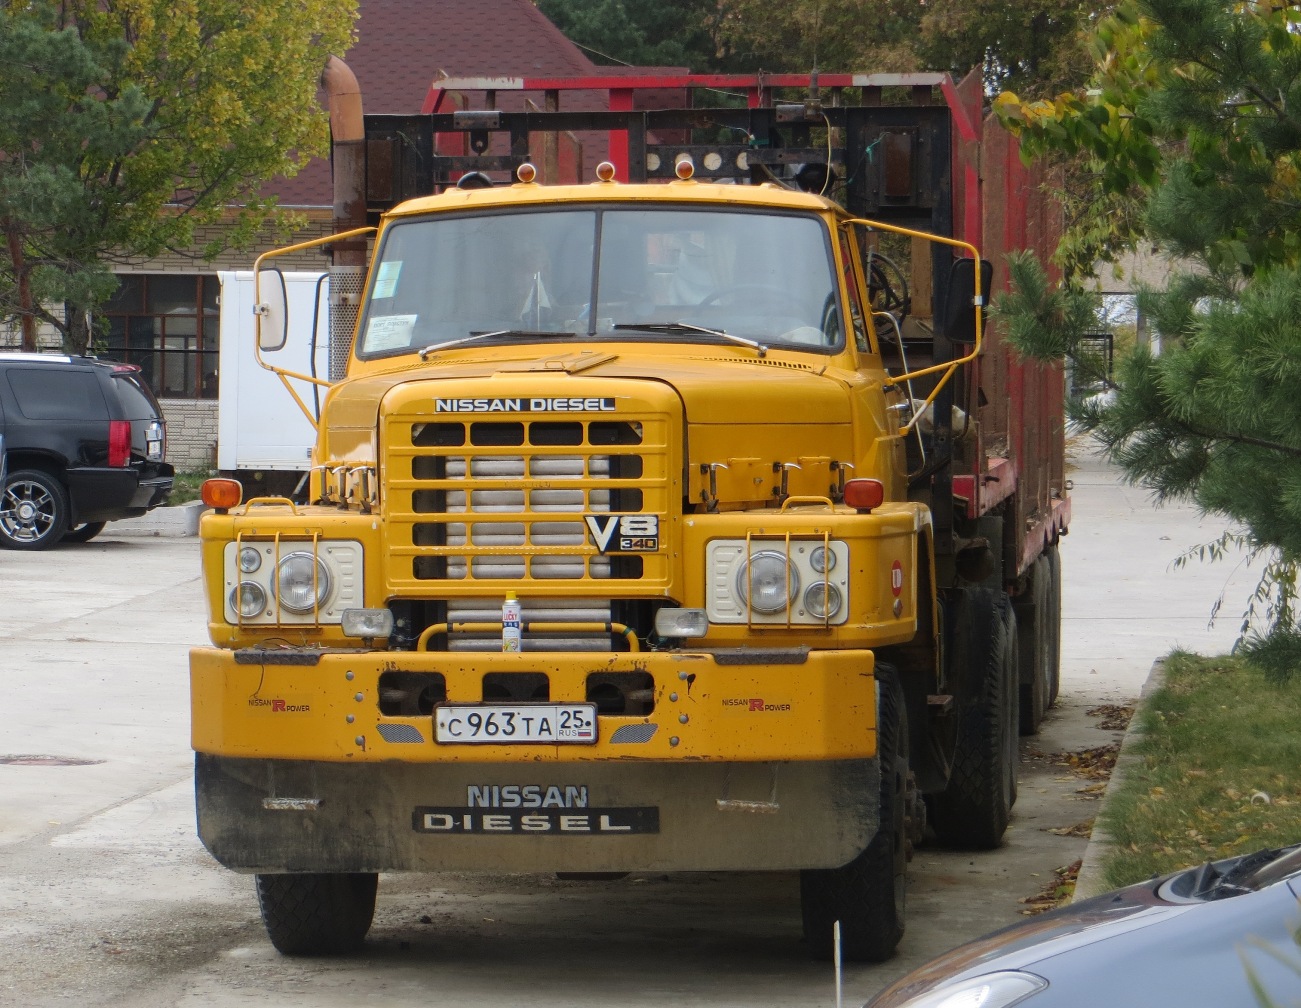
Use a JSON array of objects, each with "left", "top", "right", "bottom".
[
  {"left": 230, "top": 581, "right": 267, "bottom": 619},
  {"left": 654, "top": 607, "right": 708, "bottom": 640},
  {"left": 342, "top": 608, "right": 394, "bottom": 640}
]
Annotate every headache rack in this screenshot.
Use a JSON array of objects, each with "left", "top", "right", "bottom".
[{"left": 360, "top": 71, "right": 983, "bottom": 237}]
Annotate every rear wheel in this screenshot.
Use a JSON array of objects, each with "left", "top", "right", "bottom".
[
  {"left": 1045, "top": 545, "right": 1063, "bottom": 706},
  {"left": 62, "top": 521, "right": 107, "bottom": 543},
  {"left": 800, "top": 667, "right": 909, "bottom": 963},
  {"left": 1017, "top": 555, "right": 1052, "bottom": 735},
  {"left": 254, "top": 872, "right": 378, "bottom": 956},
  {"left": 0, "top": 469, "right": 69, "bottom": 550},
  {"left": 929, "top": 587, "right": 1018, "bottom": 850}
]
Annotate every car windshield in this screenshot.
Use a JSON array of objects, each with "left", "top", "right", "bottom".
[{"left": 356, "top": 205, "right": 844, "bottom": 357}]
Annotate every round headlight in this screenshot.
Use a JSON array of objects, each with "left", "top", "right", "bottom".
[
  {"left": 810, "top": 545, "right": 836, "bottom": 574},
  {"left": 275, "top": 552, "right": 331, "bottom": 614},
  {"left": 804, "top": 581, "right": 843, "bottom": 619},
  {"left": 238, "top": 545, "right": 262, "bottom": 573},
  {"left": 736, "top": 550, "right": 799, "bottom": 614},
  {"left": 230, "top": 581, "right": 267, "bottom": 618}
]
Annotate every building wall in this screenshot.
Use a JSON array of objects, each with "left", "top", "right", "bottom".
[
  {"left": 161, "top": 398, "right": 219, "bottom": 472},
  {"left": 123, "top": 219, "right": 336, "bottom": 275}
]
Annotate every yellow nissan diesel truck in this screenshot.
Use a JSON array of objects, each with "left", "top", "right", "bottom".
[{"left": 190, "top": 70, "right": 1069, "bottom": 963}]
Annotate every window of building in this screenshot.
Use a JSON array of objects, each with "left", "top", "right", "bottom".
[{"left": 103, "top": 274, "right": 219, "bottom": 399}]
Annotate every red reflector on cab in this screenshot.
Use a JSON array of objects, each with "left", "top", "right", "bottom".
[
  {"left": 108, "top": 420, "right": 131, "bottom": 467},
  {"left": 201, "top": 478, "right": 243, "bottom": 511},
  {"left": 844, "top": 478, "right": 885, "bottom": 512}
]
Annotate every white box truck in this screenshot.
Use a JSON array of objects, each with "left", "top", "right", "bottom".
[{"left": 216, "top": 270, "right": 329, "bottom": 475}]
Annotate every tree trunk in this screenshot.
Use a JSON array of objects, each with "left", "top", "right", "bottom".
[
  {"left": 4, "top": 222, "right": 37, "bottom": 352},
  {"left": 64, "top": 303, "right": 91, "bottom": 356}
]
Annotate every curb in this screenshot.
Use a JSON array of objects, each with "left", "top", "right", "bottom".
[
  {"left": 1072, "top": 658, "right": 1167, "bottom": 900},
  {"left": 106, "top": 500, "right": 206, "bottom": 538}
]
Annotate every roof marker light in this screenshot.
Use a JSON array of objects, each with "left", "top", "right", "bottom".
[
  {"left": 202, "top": 478, "right": 242, "bottom": 512},
  {"left": 595, "top": 161, "right": 617, "bottom": 182},
  {"left": 675, "top": 154, "right": 695, "bottom": 180},
  {"left": 516, "top": 162, "right": 537, "bottom": 184},
  {"left": 844, "top": 478, "right": 885, "bottom": 513}
]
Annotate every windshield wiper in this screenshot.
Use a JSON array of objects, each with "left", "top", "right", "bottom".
[
  {"left": 419, "top": 329, "right": 575, "bottom": 360},
  {"left": 613, "top": 321, "right": 767, "bottom": 358}
]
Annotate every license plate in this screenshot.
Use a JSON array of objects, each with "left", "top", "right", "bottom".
[{"left": 434, "top": 704, "right": 598, "bottom": 744}]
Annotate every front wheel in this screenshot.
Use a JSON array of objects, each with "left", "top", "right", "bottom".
[
  {"left": 800, "top": 667, "right": 909, "bottom": 963},
  {"left": 254, "top": 872, "right": 377, "bottom": 956},
  {"left": 0, "top": 469, "right": 69, "bottom": 550}
]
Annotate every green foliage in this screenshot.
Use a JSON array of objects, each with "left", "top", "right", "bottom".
[
  {"left": 998, "top": 250, "right": 1100, "bottom": 360},
  {"left": 537, "top": 0, "right": 720, "bottom": 69},
  {"left": 539, "top": 0, "right": 1101, "bottom": 93},
  {"left": 166, "top": 470, "right": 208, "bottom": 507},
  {"left": 914, "top": 0, "right": 1097, "bottom": 95},
  {"left": 714, "top": 0, "right": 923, "bottom": 75},
  {"left": 0, "top": 0, "right": 356, "bottom": 352}
]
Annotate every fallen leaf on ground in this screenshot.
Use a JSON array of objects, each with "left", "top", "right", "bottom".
[
  {"left": 1019, "top": 860, "right": 1082, "bottom": 915},
  {"left": 1087, "top": 704, "right": 1135, "bottom": 731},
  {"left": 1048, "top": 819, "right": 1095, "bottom": 838}
]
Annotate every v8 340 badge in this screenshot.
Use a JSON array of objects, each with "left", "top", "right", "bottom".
[{"left": 585, "top": 514, "right": 660, "bottom": 553}]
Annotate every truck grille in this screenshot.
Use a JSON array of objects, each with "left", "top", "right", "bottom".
[{"left": 384, "top": 414, "right": 672, "bottom": 599}]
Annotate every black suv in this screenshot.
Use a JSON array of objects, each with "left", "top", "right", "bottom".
[{"left": 0, "top": 353, "right": 175, "bottom": 549}]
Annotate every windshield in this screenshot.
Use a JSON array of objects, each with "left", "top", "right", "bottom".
[{"left": 357, "top": 205, "right": 845, "bottom": 357}]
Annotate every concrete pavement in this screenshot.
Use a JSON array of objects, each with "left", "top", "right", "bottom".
[{"left": 1058, "top": 439, "right": 1258, "bottom": 705}]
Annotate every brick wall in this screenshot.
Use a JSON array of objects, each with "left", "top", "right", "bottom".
[
  {"left": 160, "top": 398, "right": 218, "bottom": 473},
  {"left": 124, "top": 219, "right": 335, "bottom": 274}
]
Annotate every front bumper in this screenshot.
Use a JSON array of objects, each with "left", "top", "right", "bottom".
[
  {"left": 190, "top": 645, "right": 878, "bottom": 764},
  {"left": 192, "top": 647, "right": 881, "bottom": 873}
]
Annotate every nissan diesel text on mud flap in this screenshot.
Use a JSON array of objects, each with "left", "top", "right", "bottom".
[{"left": 190, "top": 70, "right": 1069, "bottom": 962}]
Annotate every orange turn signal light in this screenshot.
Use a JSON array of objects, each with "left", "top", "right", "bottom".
[
  {"left": 843, "top": 478, "right": 885, "bottom": 513},
  {"left": 201, "top": 478, "right": 243, "bottom": 511}
]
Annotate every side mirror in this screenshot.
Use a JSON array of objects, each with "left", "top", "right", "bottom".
[
  {"left": 940, "top": 257, "right": 993, "bottom": 345},
  {"left": 255, "top": 267, "right": 289, "bottom": 351}
]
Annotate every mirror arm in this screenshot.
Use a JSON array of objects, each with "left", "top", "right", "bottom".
[
  {"left": 252, "top": 226, "right": 376, "bottom": 372},
  {"left": 841, "top": 219, "right": 983, "bottom": 436}
]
